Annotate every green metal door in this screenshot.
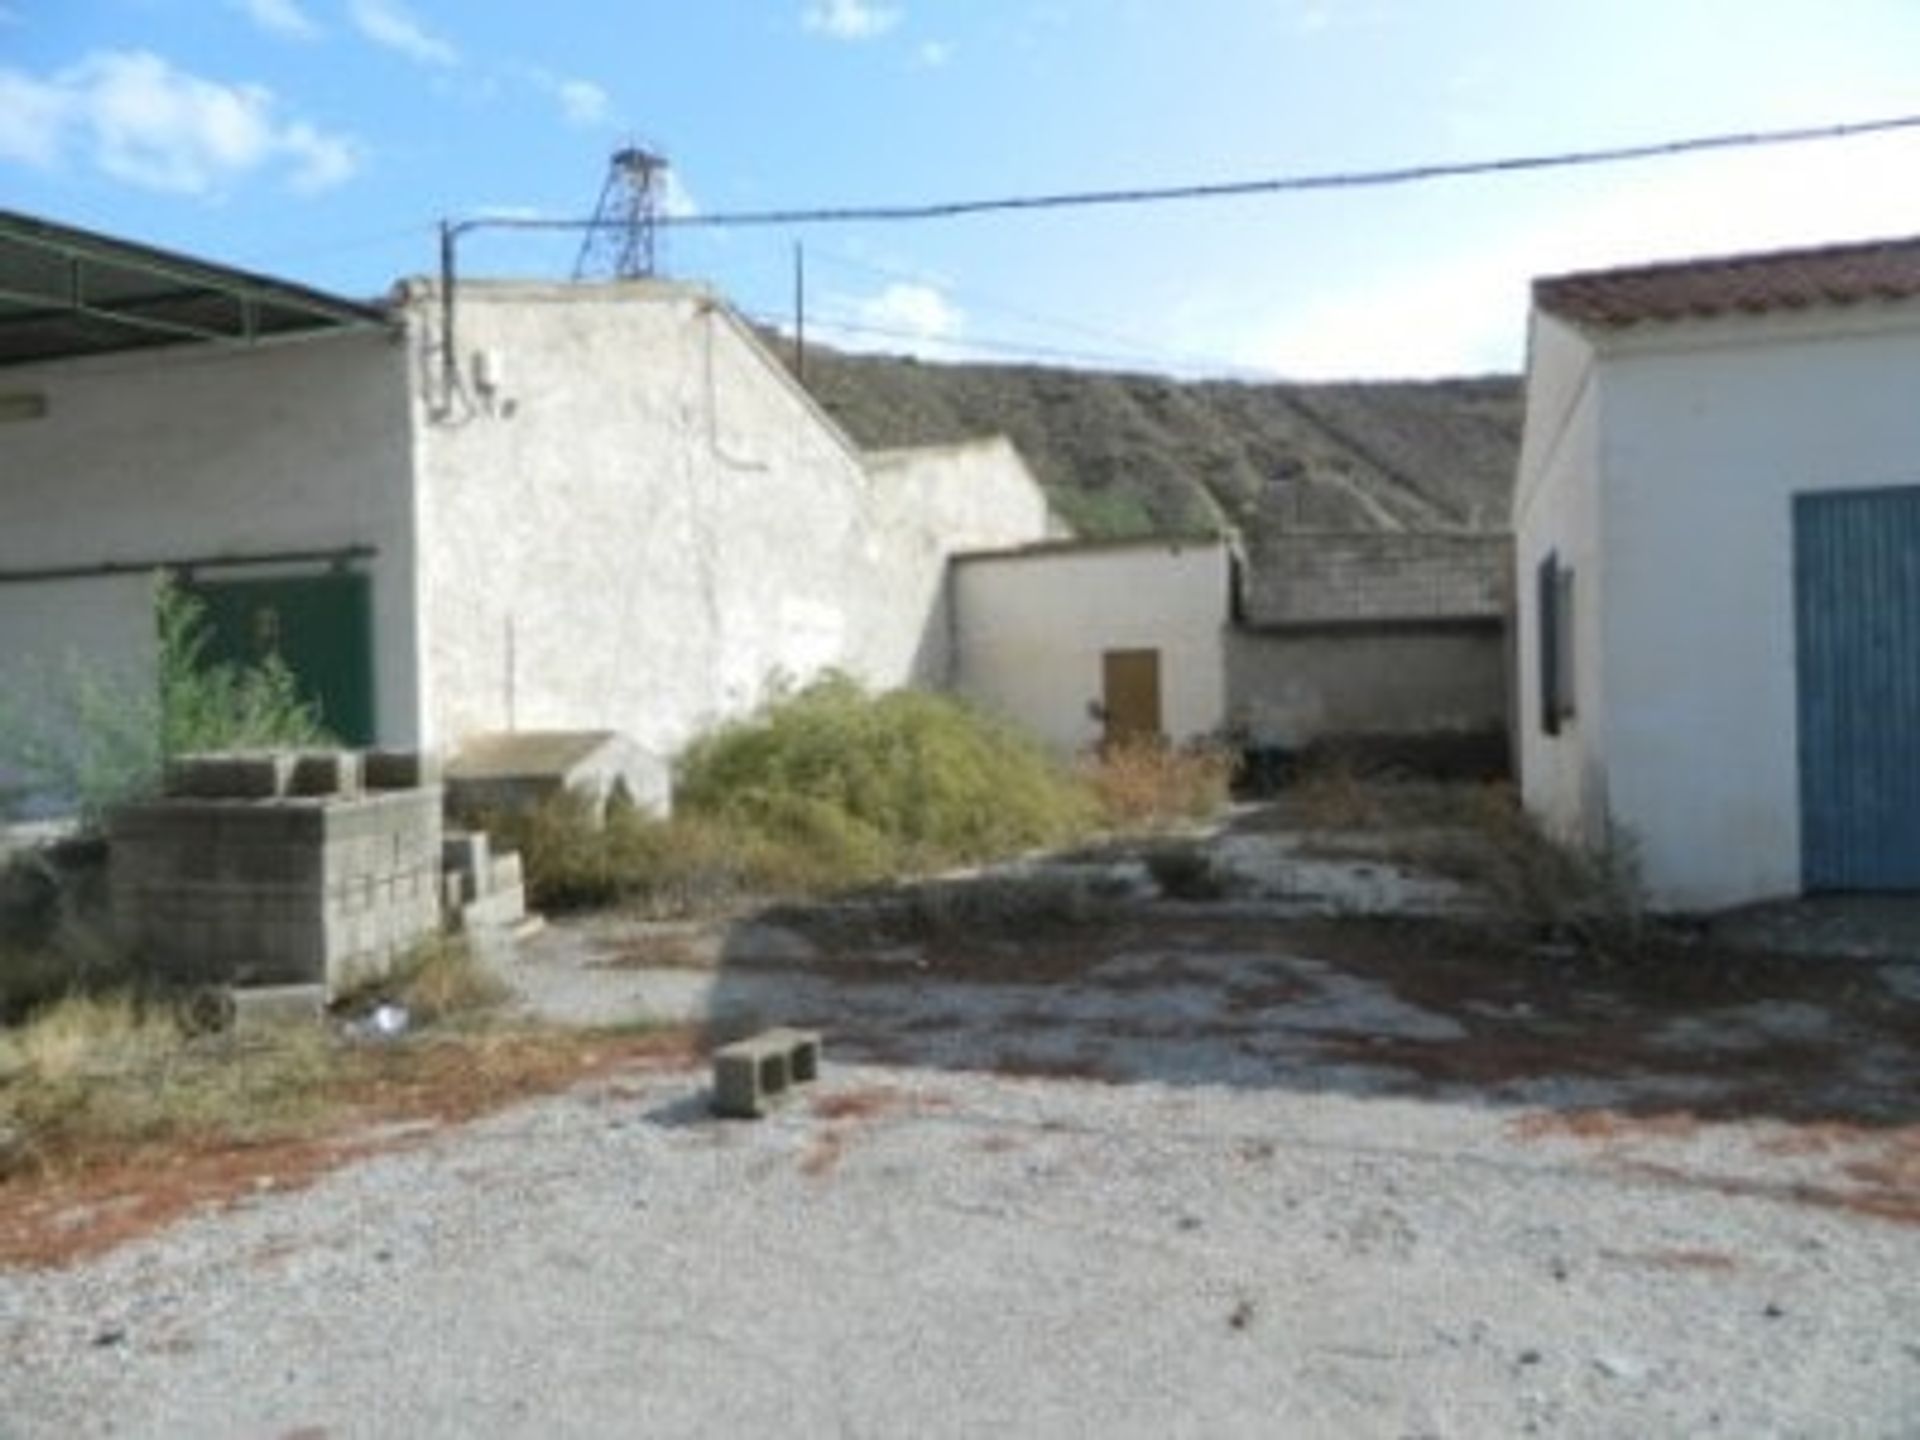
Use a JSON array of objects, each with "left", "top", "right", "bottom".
[{"left": 186, "top": 572, "right": 376, "bottom": 745}]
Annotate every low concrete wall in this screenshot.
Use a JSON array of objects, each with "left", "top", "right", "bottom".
[
  {"left": 108, "top": 752, "right": 442, "bottom": 995},
  {"left": 1227, "top": 623, "right": 1508, "bottom": 753}
]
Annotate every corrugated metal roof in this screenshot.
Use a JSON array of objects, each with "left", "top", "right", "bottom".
[
  {"left": 0, "top": 209, "right": 389, "bottom": 369},
  {"left": 1534, "top": 235, "right": 1920, "bottom": 330}
]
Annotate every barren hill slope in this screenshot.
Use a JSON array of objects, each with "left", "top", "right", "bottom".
[{"left": 784, "top": 342, "right": 1523, "bottom": 540}]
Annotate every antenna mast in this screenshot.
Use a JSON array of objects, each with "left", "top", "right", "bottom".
[{"left": 573, "top": 145, "right": 670, "bottom": 281}]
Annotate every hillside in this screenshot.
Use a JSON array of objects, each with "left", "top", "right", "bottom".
[{"left": 782, "top": 340, "right": 1524, "bottom": 540}]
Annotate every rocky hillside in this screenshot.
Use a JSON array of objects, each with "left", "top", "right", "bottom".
[{"left": 783, "top": 341, "right": 1524, "bottom": 540}]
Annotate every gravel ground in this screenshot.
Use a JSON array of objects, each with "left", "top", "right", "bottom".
[
  {"left": 4, "top": 833, "right": 1918, "bottom": 1437},
  {"left": 5, "top": 1060, "right": 1918, "bottom": 1439}
]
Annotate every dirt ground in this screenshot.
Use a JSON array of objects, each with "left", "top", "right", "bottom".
[{"left": 3, "top": 800, "right": 1917, "bottom": 1435}]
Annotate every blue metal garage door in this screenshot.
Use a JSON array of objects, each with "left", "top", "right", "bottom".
[{"left": 1795, "top": 486, "right": 1920, "bottom": 890}]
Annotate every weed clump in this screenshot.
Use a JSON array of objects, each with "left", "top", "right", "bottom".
[{"left": 1080, "top": 737, "right": 1235, "bottom": 829}]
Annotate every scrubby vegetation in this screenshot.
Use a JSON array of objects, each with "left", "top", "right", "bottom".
[
  {"left": 494, "top": 677, "right": 1248, "bottom": 918},
  {"left": 493, "top": 676, "right": 1104, "bottom": 915},
  {"left": 1079, "top": 736, "right": 1235, "bottom": 830},
  {"left": 0, "top": 936, "right": 515, "bottom": 1185}
]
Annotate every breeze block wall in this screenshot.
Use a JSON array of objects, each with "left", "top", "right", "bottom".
[{"left": 108, "top": 749, "right": 443, "bottom": 995}]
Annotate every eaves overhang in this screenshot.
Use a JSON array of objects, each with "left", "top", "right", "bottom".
[{"left": 0, "top": 208, "right": 390, "bottom": 370}]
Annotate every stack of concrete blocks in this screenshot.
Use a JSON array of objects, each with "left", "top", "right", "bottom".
[
  {"left": 108, "top": 749, "right": 443, "bottom": 1001},
  {"left": 441, "top": 827, "right": 529, "bottom": 933}
]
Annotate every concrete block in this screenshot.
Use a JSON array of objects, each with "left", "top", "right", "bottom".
[
  {"left": 166, "top": 752, "right": 293, "bottom": 800},
  {"left": 489, "top": 851, "right": 523, "bottom": 898},
  {"left": 363, "top": 749, "right": 441, "bottom": 791},
  {"left": 459, "top": 885, "right": 526, "bottom": 932},
  {"left": 442, "top": 830, "right": 492, "bottom": 903},
  {"left": 287, "top": 750, "right": 363, "bottom": 798},
  {"left": 712, "top": 1027, "right": 824, "bottom": 1118}
]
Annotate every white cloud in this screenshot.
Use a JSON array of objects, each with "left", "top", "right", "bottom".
[
  {"left": 842, "top": 281, "right": 967, "bottom": 357},
  {"left": 231, "top": 0, "right": 320, "bottom": 40},
  {"left": 915, "top": 40, "right": 953, "bottom": 68},
  {"left": 349, "top": 0, "right": 457, "bottom": 67},
  {"left": 0, "top": 69, "right": 68, "bottom": 167},
  {"left": 803, "top": 0, "right": 901, "bottom": 41},
  {"left": 0, "top": 50, "right": 358, "bottom": 195},
  {"left": 554, "top": 78, "right": 609, "bottom": 127}
]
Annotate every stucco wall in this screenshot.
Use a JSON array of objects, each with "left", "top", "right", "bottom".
[
  {"left": 0, "top": 329, "right": 422, "bottom": 754},
  {"left": 862, "top": 438, "right": 1063, "bottom": 690},
  {"left": 1517, "top": 299, "right": 1920, "bottom": 909},
  {"left": 409, "top": 283, "right": 1053, "bottom": 762},
  {"left": 1597, "top": 308, "right": 1920, "bottom": 909},
  {"left": 951, "top": 539, "right": 1231, "bottom": 753},
  {"left": 1227, "top": 624, "right": 1506, "bottom": 749},
  {"left": 1513, "top": 311, "right": 1609, "bottom": 854}
]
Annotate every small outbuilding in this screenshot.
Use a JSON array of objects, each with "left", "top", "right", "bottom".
[
  {"left": 1515, "top": 235, "right": 1920, "bottom": 909},
  {"left": 950, "top": 536, "right": 1233, "bottom": 752}
]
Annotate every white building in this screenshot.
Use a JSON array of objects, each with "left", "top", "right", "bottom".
[
  {"left": 0, "top": 213, "right": 1055, "bottom": 802},
  {"left": 951, "top": 537, "right": 1233, "bottom": 753},
  {"left": 1515, "top": 235, "right": 1920, "bottom": 910}
]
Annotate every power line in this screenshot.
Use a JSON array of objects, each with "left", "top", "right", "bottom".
[{"left": 455, "top": 111, "right": 1920, "bottom": 237}]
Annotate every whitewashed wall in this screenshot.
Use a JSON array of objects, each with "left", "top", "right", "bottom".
[
  {"left": 951, "top": 539, "right": 1231, "bottom": 753},
  {"left": 1513, "top": 310, "right": 1609, "bottom": 854},
  {"left": 409, "top": 283, "right": 1053, "bottom": 762},
  {"left": 0, "top": 329, "right": 422, "bottom": 752},
  {"left": 1516, "top": 299, "right": 1920, "bottom": 908}
]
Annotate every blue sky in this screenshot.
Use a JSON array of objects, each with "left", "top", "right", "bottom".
[{"left": 7, "top": 1, "right": 1920, "bottom": 378}]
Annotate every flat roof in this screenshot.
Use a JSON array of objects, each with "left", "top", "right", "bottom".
[{"left": 0, "top": 209, "right": 389, "bottom": 369}]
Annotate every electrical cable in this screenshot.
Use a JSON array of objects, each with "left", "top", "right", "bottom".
[{"left": 453, "top": 112, "right": 1920, "bottom": 237}]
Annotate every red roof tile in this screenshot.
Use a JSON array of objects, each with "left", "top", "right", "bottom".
[{"left": 1534, "top": 235, "right": 1920, "bottom": 329}]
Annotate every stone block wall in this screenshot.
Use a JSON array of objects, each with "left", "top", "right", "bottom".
[
  {"left": 108, "top": 750, "right": 442, "bottom": 995},
  {"left": 1242, "top": 532, "right": 1510, "bottom": 626}
]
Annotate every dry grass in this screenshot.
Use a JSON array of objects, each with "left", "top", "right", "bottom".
[
  {"left": 1080, "top": 737, "right": 1235, "bottom": 830},
  {"left": 385, "top": 936, "right": 512, "bottom": 1026},
  {"left": 0, "top": 1021, "right": 701, "bottom": 1267}
]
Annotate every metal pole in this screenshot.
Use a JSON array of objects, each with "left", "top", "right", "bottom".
[{"left": 438, "top": 219, "right": 458, "bottom": 402}]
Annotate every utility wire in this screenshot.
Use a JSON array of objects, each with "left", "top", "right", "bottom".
[{"left": 456, "top": 111, "right": 1920, "bottom": 236}]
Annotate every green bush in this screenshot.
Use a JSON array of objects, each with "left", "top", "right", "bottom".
[
  {"left": 496, "top": 676, "right": 1097, "bottom": 915},
  {"left": 675, "top": 674, "right": 1094, "bottom": 875}
]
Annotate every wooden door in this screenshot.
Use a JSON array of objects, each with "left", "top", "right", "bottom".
[{"left": 1101, "top": 648, "right": 1163, "bottom": 747}]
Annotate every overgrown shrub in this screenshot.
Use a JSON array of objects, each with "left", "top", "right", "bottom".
[
  {"left": 1080, "top": 736, "right": 1235, "bottom": 829},
  {"left": 675, "top": 674, "right": 1094, "bottom": 873},
  {"left": 482, "top": 795, "right": 794, "bottom": 915},
  {"left": 496, "top": 676, "right": 1098, "bottom": 914}
]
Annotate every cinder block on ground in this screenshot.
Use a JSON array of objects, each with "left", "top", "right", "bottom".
[{"left": 712, "top": 1027, "right": 824, "bottom": 1118}]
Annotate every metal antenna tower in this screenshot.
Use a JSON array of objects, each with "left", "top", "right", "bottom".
[{"left": 572, "top": 145, "right": 670, "bottom": 281}]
